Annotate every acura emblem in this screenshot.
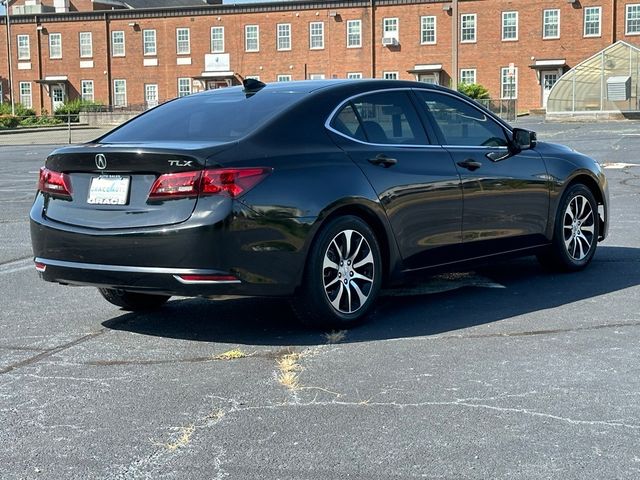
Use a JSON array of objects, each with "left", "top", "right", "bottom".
[{"left": 95, "top": 154, "right": 107, "bottom": 170}]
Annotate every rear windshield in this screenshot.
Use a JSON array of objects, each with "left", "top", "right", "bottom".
[{"left": 99, "top": 87, "right": 304, "bottom": 143}]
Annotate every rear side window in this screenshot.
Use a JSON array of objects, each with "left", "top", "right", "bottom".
[
  {"left": 414, "top": 90, "right": 508, "bottom": 147},
  {"left": 331, "top": 91, "right": 429, "bottom": 145},
  {"left": 100, "top": 88, "right": 304, "bottom": 143}
]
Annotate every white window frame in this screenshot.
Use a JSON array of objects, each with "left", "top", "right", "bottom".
[
  {"left": 627, "top": 4, "right": 640, "bottom": 35},
  {"left": 277, "top": 74, "right": 292, "bottom": 82},
  {"left": 309, "top": 74, "right": 325, "bottom": 80},
  {"left": 79, "top": 32, "right": 92, "bottom": 58},
  {"left": 19, "top": 82, "right": 32, "bottom": 108},
  {"left": 347, "top": 19, "right": 362, "bottom": 48},
  {"left": 310, "top": 22, "right": 325, "bottom": 50},
  {"left": 245, "top": 75, "right": 260, "bottom": 81},
  {"left": 543, "top": 9, "right": 560, "bottom": 39},
  {"left": 81, "top": 80, "right": 94, "bottom": 102},
  {"left": 177, "top": 78, "right": 191, "bottom": 97},
  {"left": 245, "top": 25, "right": 259, "bottom": 52},
  {"left": 383, "top": 71, "right": 399, "bottom": 80},
  {"left": 17, "top": 34, "right": 30, "bottom": 60},
  {"left": 347, "top": 72, "right": 363, "bottom": 79},
  {"left": 502, "top": 11, "right": 518, "bottom": 41},
  {"left": 176, "top": 28, "right": 190, "bottom": 55},
  {"left": 49, "top": 33, "right": 62, "bottom": 59},
  {"left": 211, "top": 26, "right": 224, "bottom": 53},
  {"left": 383, "top": 17, "right": 399, "bottom": 40},
  {"left": 461, "top": 14, "right": 477, "bottom": 43},
  {"left": 584, "top": 6, "right": 602, "bottom": 37},
  {"left": 277, "top": 23, "right": 291, "bottom": 51},
  {"left": 113, "top": 79, "right": 127, "bottom": 107},
  {"left": 500, "top": 66, "right": 518, "bottom": 100},
  {"left": 143, "top": 29, "right": 157, "bottom": 56},
  {"left": 145, "top": 84, "right": 158, "bottom": 108},
  {"left": 460, "top": 69, "right": 477, "bottom": 85},
  {"left": 420, "top": 16, "right": 436, "bottom": 45},
  {"left": 111, "top": 31, "right": 125, "bottom": 57}
]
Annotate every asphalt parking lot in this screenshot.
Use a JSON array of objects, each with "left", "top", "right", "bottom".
[{"left": 1, "top": 118, "right": 639, "bottom": 479}]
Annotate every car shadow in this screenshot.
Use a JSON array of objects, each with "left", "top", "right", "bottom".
[{"left": 102, "top": 246, "right": 640, "bottom": 346}]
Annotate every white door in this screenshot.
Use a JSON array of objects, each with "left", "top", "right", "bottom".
[
  {"left": 51, "top": 85, "right": 65, "bottom": 111},
  {"left": 542, "top": 71, "right": 559, "bottom": 108}
]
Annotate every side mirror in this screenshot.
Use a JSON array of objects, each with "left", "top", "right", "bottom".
[{"left": 512, "top": 128, "right": 537, "bottom": 150}]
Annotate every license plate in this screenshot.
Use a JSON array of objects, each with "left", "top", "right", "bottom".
[{"left": 87, "top": 175, "right": 130, "bottom": 205}]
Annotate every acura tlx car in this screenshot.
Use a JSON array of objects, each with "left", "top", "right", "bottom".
[{"left": 30, "top": 79, "right": 609, "bottom": 327}]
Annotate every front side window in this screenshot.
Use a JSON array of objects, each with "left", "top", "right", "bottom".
[
  {"left": 421, "top": 16, "right": 436, "bottom": 44},
  {"left": 113, "top": 79, "right": 127, "bottom": 107},
  {"left": 310, "top": 22, "right": 324, "bottom": 49},
  {"left": 460, "top": 69, "right": 477, "bottom": 85},
  {"left": 501, "top": 66, "right": 518, "bottom": 99},
  {"left": 502, "top": 11, "right": 518, "bottom": 41},
  {"left": 584, "top": 6, "right": 602, "bottom": 37},
  {"left": 79, "top": 32, "right": 92, "bottom": 58},
  {"left": 627, "top": 4, "right": 640, "bottom": 34},
  {"left": 17, "top": 35, "right": 30, "bottom": 60},
  {"left": 331, "top": 91, "right": 428, "bottom": 145},
  {"left": 245, "top": 25, "right": 259, "bottom": 52},
  {"left": 81, "top": 80, "right": 94, "bottom": 102},
  {"left": 49, "top": 33, "right": 62, "bottom": 59},
  {"left": 143, "top": 30, "right": 156, "bottom": 56},
  {"left": 277, "top": 23, "right": 291, "bottom": 51},
  {"left": 347, "top": 20, "right": 362, "bottom": 48},
  {"left": 211, "top": 26, "right": 224, "bottom": 53},
  {"left": 19, "top": 82, "right": 32, "bottom": 108},
  {"left": 177, "top": 28, "right": 190, "bottom": 55},
  {"left": 111, "top": 31, "right": 125, "bottom": 57},
  {"left": 415, "top": 91, "right": 507, "bottom": 147},
  {"left": 461, "top": 14, "right": 477, "bottom": 42},
  {"left": 178, "top": 78, "right": 192, "bottom": 97},
  {"left": 543, "top": 9, "right": 560, "bottom": 39},
  {"left": 145, "top": 84, "right": 158, "bottom": 108}
]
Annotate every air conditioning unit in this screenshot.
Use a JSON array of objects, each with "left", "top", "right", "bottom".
[{"left": 382, "top": 37, "right": 399, "bottom": 47}]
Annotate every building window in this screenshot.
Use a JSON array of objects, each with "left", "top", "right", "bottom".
[
  {"left": 383, "top": 17, "right": 399, "bottom": 40},
  {"left": 178, "top": 78, "right": 191, "bottom": 97},
  {"left": 627, "top": 4, "right": 640, "bottom": 34},
  {"left": 501, "top": 67, "right": 518, "bottom": 99},
  {"left": 309, "top": 74, "right": 325, "bottom": 80},
  {"left": 420, "top": 16, "right": 436, "bottom": 44},
  {"left": 17, "top": 35, "right": 30, "bottom": 60},
  {"left": 347, "top": 72, "right": 363, "bottom": 79},
  {"left": 461, "top": 14, "right": 477, "bottom": 43},
  {"left": 502, "top": 11, "right": 518, "bottom": 41},
  {"left": 543, "top": 9, "right": 560, "bottom": 39},
  {"left": 347, "top": 20, "right": 362, "bottom": 48},
  {"left": 81, "top": 80, "right": 94, "bottom": 102},
  {"left": 176, "top": 28, "right": 190, "bottom": 55},
  {"left": 143, "top": 30, "right": 156, "bottom": 56},
  {"left": 277, "top": 23, "right": 291, "bottom": 51},
  {"left": 383, "top": 72, "right": 398, "bottom": 80},
  {"left": 310, "top": 22, "right": 324, "bottom": 49},
  {"left": 111, "top": 31, "right": 125, "bottom": 57},
  {"left": 19, "top": 82, "right": 32, "bottom": 108},
  {"left": 211, "top": 26, "right": 224, "bottom": 53},
  {"left": 245, "top": 25, "right": 259, "bottom": 52},
  {"left": 49, "top": 33, "right": 62, "bottom": 59},
  {"left": 145, "top": 84, "right": 158, "bottom": 108},
  {"left": 584, "top": 6, "right": 602, "bottom": 37},
  {"left": 79, "top": 32, "right": 92, "bottom": 58},
  {"left": 277, "top": 74, "right": 292, "bottom": 82},
  {"left": 245, "top": 75, "right": 260, "bottom": 81},
  {"left": 460, "top": 69, "right": 477, "bottom": 85},
  {"left": 113, "top": 79, "right": 127, "bottom": 107}
]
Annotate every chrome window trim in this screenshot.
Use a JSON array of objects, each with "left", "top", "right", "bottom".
[
  {"left": 324, "top": 86, "right": 513, "bottom": 149},
  {"left": 35, "top": 257, "right": 228, "bottom": 276}
]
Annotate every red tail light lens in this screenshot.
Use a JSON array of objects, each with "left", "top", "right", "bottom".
[
  {"left": 38, "top": 167, "right": 72, "bottom": 199},
  {"left": 148, "top": 168, "right": 271, "bottom": 201}
]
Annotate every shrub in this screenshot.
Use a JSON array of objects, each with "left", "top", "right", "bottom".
[
  {"left": 457, "top": 83, "right": 490, "bottom": 100},
  {"left": 0, "top": 115, "right": 19, "bottom": 129},
  {"left": 0, "top": 103, "right": 35, "bottom": 116},
  {"left": 19, "top": 115, "right": 63, "bottom": 127},
  {"left": 55, "top": 99, "right": 104, "bottom": 122}
]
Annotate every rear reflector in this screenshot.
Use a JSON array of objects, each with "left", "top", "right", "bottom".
[
  {"left": 148, "top": 167, "right": 271, "bottom": 201},
  {"left": 34, "top": 262, "right": 47, "bottom": 272},
  {"left": 38, "top": 167, "right": 72, "bottom": 199},
  {"left": 173, "top": 274, "right": 240, "bottom": 284}
]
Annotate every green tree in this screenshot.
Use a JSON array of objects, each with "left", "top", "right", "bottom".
[{"left": 457, "top": 83, "right": 490, "bottom": 100}]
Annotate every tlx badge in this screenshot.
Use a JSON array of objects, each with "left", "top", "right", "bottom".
[{"left": 168, "top": 160, "right": 193, "bottom": 167}]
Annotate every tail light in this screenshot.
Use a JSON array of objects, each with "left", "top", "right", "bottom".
[
  {"left": 148, "top": 167, "right": 271, "bottom": 201},
  {"left": 38, "top": 167, "right": 72, "bottom": 199}
]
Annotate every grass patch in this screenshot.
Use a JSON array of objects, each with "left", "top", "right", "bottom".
[
  {"left": 276, "top": 352, "right": 304, "bottom": 390},
  {"left": 157, "top": 424, "right": 195, "bottom": 451},
  {"left": 214, "top": 348, "right": 247, "bottom": 360},
  {"left": 323, "top": 330, "right": 347, "bottom": 344}
]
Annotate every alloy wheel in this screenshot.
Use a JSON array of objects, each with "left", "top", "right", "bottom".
[{"left": 563, "top": 194, "right": 595, "bottom": 261}]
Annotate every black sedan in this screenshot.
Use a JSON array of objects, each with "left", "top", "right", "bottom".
[{"left": 30, "top": 80, "right": 609, "bottom": 327}]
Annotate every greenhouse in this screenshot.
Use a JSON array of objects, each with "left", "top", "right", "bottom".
[{"left": 547, "top": 41, "right": 640, "bottom": 116}]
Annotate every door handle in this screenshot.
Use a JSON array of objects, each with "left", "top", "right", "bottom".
[
  {"left": 457, "top": 159, "right": 482, "bottom": 171},
  {"left": 368, "top": 154, "right": 398, "bottom": 168}
]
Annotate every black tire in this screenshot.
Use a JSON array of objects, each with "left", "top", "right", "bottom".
[
  {"left": 291, "top": 215, "right": 382, "bottom": 329},
  {"left": 98, "top": 288, "right": 170, "bottom": 311},
  {"left": 537, "top": 183, "right": 599, "bottom": 272}
]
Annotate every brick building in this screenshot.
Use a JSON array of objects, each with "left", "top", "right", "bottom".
[{"left": 2, "top": 0, "right": 640, "bottom": 114}]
